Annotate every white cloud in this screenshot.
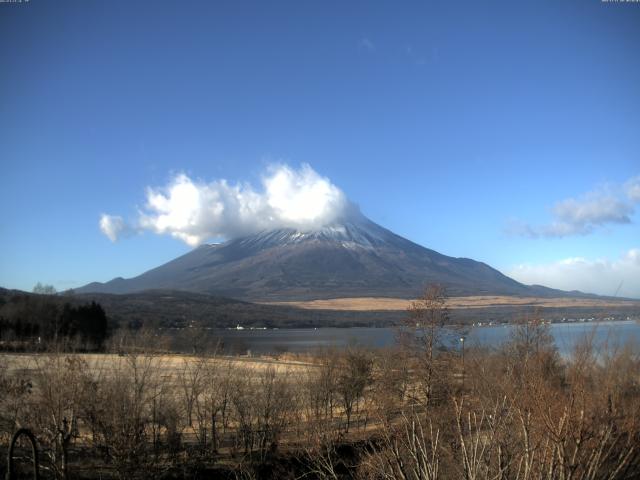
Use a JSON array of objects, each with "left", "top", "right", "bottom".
[
  {"left": 99, "top": 214, "right": 127, "bottom": 242},
  {"left": 625, "top": 175, "right": 640, "bottom": 202},
  {"left": 100, "top": 164, "right": 351, "bottom": 246},
  {"left": 508, "top": 248, "right": 640, "bottom": 298},
  {"left": 358, "top": 37, "right": 375, "bottom": 52},
  {"left": 542, "top": 192, "right": 633, "bottom": 237},
  {"left": 510, "top": 176, "right": 638, "bottom": 238}
]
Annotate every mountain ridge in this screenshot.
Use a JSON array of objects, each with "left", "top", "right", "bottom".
[{"left": 76, "top": 213, "right": 603, "bottom": 300}]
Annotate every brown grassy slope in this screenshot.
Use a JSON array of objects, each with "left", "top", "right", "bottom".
[{"left": 264, "top": 295, "right": 640, "bottom": 311}]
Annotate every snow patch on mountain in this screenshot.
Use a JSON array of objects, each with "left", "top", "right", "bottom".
[{"left": 232, "top": 214, "right": 394, "bottom": 251}]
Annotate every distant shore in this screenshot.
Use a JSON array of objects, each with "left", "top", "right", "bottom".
[{"left": 263, "top": 295, "right": 640, "bottom": 311}]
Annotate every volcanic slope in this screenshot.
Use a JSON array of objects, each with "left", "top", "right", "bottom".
[{"left": 79, "top": 213, "right": 573, "bottom": 301}]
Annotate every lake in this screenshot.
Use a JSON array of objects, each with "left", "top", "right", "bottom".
[{"left": 209, "top": 320, "right": 640, "bottom": 357}]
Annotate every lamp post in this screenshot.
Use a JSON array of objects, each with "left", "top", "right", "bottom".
[{"left": 460, "top": 336, "right": 466, "bottom": 391}]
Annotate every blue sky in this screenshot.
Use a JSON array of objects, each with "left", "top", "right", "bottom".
[{"left": 1, "top": 1, "right": 639, "bottom": 297}]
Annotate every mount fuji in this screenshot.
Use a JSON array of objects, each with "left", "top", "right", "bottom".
[{"left": 78, "top": 212, "right": 569, "bottom": 301}]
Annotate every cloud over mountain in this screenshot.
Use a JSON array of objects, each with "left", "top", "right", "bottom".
[
  {"left": 99, "top": 164, "right": 350, "bottom": 246},
  {"left": 508, "top": 248, "right": 640, "bottom": 298}
]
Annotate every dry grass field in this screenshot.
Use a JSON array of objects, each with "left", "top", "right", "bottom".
[
  {"left": 264, "top": 295, "right": 640, "bottom": 311},
  {"left": 0, "top": 352, "right": 315, "bottom": 378}
]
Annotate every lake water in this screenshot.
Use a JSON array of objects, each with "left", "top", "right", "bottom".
[{"left": 210, "top": 320, "right": 640, "bottom": 357}]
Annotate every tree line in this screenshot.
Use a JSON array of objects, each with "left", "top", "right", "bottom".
[{"left": 0, "top": 287, "right": 109, "bottom": 350}]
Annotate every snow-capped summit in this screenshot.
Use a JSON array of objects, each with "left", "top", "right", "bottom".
[{"left": 232, "top": 212, "right": 395, "bottom": 251}]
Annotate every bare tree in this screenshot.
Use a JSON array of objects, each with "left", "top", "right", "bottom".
[
  {"left": 336, "top": 348, "right": 373, "bottom": 433},
  {"left": 404, "top": 284, "right": 450, "bottom": 407},
  {"left": 33, "top": 282, "right": 57, "bottom": 295},
  {"left": 230, "top": 368, "right": 256, "bottom": 456},
  {"left": 28, "top": 354, "right": 86, "bottom": 479},
  {"left": 371, "top": 346, "right": 411, "bottom": 423},
  {"left": 305, "top": 348, "right": 340, "bottom": 426},
  {"left": 78, "top": 353, "right": 166, "bottom": 479},
  {"left": 178, "top": 356, "right": 206, "bottom": 429},
  {"left": 0, "top": 356, "right": 32, "bottom": 443},
  {"left": 253, "top": 366, "right": 294, "bottom": 461},
  {"left": 360, "top": 409, "right": 440, "bottom": 480},
  {"left": 206, "top": 359, "right": 235, "bottom": 453}
]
